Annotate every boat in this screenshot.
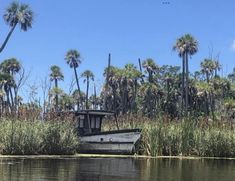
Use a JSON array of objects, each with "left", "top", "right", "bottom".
[{"left": 75, "top": 110, "right": 141, "bottom": 154}]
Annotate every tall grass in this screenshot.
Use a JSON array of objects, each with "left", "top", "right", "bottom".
[
  {"left": 103, "top": 114, "right": 235, "bottom": 157},
  {"left": 0, "top": 120, "right": 79, "bottom": 155},
  {"left": 1, "top": 115, "right": 234, "bottom": 157}
]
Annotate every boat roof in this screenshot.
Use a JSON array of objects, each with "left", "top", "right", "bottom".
[{"left": 75, "top": 109, "right": 115, "bottom": 116}]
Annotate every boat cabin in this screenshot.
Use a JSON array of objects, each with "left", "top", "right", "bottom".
[{"left": 75, "top": 110, "right": 114, "bottom": 136}]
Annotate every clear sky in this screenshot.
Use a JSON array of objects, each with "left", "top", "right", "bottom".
[{"left": 0, "top": 0, "right": 235, "bottom": 101}]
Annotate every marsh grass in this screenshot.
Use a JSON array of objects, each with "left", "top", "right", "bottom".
[
  {"left": 103, "top": 114, "right": 235, "bottom": 157},
  {"left": 0, "top": 119, "right": 79, "bottom": 155},
  {"left": 0, "top": 115, "right": 234, "bottom": 157}
]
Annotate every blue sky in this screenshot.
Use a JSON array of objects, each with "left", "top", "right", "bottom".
[{"left": 0, "top": 0, "right": 235, "bottom": 100}]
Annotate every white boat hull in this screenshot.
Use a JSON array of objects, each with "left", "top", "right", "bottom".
[{"left": 79, "top": 129, "right": 141, "bottom": 154}]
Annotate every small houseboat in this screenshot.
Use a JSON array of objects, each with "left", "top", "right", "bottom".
[{"left": 75, "top": 110, "right": 141, "bottom": 154}]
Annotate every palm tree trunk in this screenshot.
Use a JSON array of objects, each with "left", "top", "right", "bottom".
[
  {"left": 121, "top": 78, "right": 128, "bottom": 114},
  {"left": 185, "top": 52, "right": 189, "bottom": 114},
  {"left": 149, "top": 72, "right": 153, "bottom": 83},
  {"left": 138, "top": 58, "right": 144, "bottom": 83},
  {"left": 0, "top": 96, "right": 4, "bottom": 117},
  {"left": 94, "top": 83, "right": 97, "bottom": 109},
  {"left": 205, "top": 72, "right": 212, "bottom": 116},
  {"left": 206, "top": 72, "right": 209, "bottom": 83},
  {"left": 112, "top": 85, "right": 117, "bottom": 112},
  {"left": 166, "top": 79, "right": 170, "bottom": 107},
  {"left": 181, "top": 54, "right": 185, "bottom": 116},
  {"left": 0, "top": 23, "right": 17, "bottom": 53},
  {"left": 73, "top": 67, "right": 82, "bottom": 110},
  {"left": 5, "top": 87, "right": 11, "bottom": 113},
  {"left": 9, "top": 87, "right": 14, "bottom": 113},
  {"left": 55, "top": 79, "right": 58, "bottom": 112},
  {"left": 14, "top": 87, "right": 18, "bottom": 117},
  {"left": 133, "top": 79, "right": 138, "bottom": 113},
  {"left": 86, "top": 77, "right": 89, "bottom": 109}
]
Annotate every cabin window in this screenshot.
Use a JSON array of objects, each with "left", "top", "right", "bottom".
[
  {"left": 80, "top": 115, "right": 85, "bottom": 119},
  {"left": 91, "top": 117, "right": 95, "bottom": 128},
  {"left": 96, "top": 117, "right": 101, "bottom": 128},
  {"left": 78, "top": 115, "right": 85, "bottom": 128},
  {"left": 79, "top": 118, "right": 84, "bottom": 128}
]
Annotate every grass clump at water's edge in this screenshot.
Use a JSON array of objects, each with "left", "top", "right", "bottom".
[
  {"left": 0, "top": 119, "right": 79, "bottom": 155},
  {"left": 103, "top": 115, "right": 235, "bottom": 158}
]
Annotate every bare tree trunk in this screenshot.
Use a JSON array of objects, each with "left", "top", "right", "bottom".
[{"left": 104, "top": 53, "right": 111, "bottom": 110}]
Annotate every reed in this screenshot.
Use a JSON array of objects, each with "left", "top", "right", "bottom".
[
  {"left": 104, "top": 114, "right": 235, "bottom": 157},
  {"left": 0, "top": 119, "right": 79, "bottom": 155}
]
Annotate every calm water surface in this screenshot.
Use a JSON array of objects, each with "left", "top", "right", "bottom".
[{"left": 0, "top": 157, "right": 234, "bottom": 181}]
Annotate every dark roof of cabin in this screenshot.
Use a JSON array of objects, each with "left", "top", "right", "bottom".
[{"left": 75, "top": 110, "right": 115, "bottom": 116}]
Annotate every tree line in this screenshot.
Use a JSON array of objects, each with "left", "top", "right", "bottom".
[{"left": 1, "top": 2, "right": 235, "bottom": 123}]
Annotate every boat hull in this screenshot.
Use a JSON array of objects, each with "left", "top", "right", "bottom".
[{"left": 79, "top": 129, "right": 141, "bottom": 154}]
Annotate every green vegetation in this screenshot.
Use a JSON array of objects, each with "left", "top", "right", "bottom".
[
  {"left": 0, "top": 3, "right": 235, "bottom": 124},
  {"left": 0, "top": 120, "right": 79, "bottom": 155},
  {"left": 104, "top": 115, "right": 235, "bottom": 157},
  {"left": 0, "top": 2, "right": 234, "bottom": 157}
]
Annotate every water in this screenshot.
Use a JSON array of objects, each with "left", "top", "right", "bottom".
[{"left": 0, "top": 157, "right": 234, "bottom": 181}]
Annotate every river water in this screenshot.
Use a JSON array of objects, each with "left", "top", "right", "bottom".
[{"left": 0, "top": 157, "right": 234, "bottom": 181}]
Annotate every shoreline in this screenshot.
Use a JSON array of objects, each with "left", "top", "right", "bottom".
[{"left": 0, "top": 154, "right": 234, "bottom": 160}]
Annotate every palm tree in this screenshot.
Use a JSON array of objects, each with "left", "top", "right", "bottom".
[
  {"left": 0, "top": 1, "right": 33, "bottom": 53},
  {"left": 139, "top": 82, "right": 159, "bottom": 117},
  {"left": 200, "top": 59, "right": 215, "bottom": 83},
  {"left": 0, "top": 58, "right": 21, "bottom": 113},
  {"left": 173, "top": 34, "right": 198, "bottom": 114},
  {"left": 123, "top": 64, "right": 142, "bottom": 113},
  {"left": 142, "top": 58, "right": 158, "bottom": 83},
  {"left": 200, "top": 59, "right": 219, "bottom": 119},
  {"left": 81, "top": 70, "right": 94, "bottom": 109},
  {"left": 0, "top": 58, "right": 21, "bottom": 75},
  {"left": 59, "top": 93, "right": 74, "bottom": 111},
  {"left": 102, "top": 66, "right": 120, "bottom": 112},
  {"left": 0, "top": 73, "right": 15, "bottom": 113},
  {"left": 213, "top": 60, "right": 221, "bottom": 77},
  {"left": 65, "top": 49, "right": 82, "bottom": 109},
  {"left": 50, "top": 65, "right": 64, "bottom": 111}
]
